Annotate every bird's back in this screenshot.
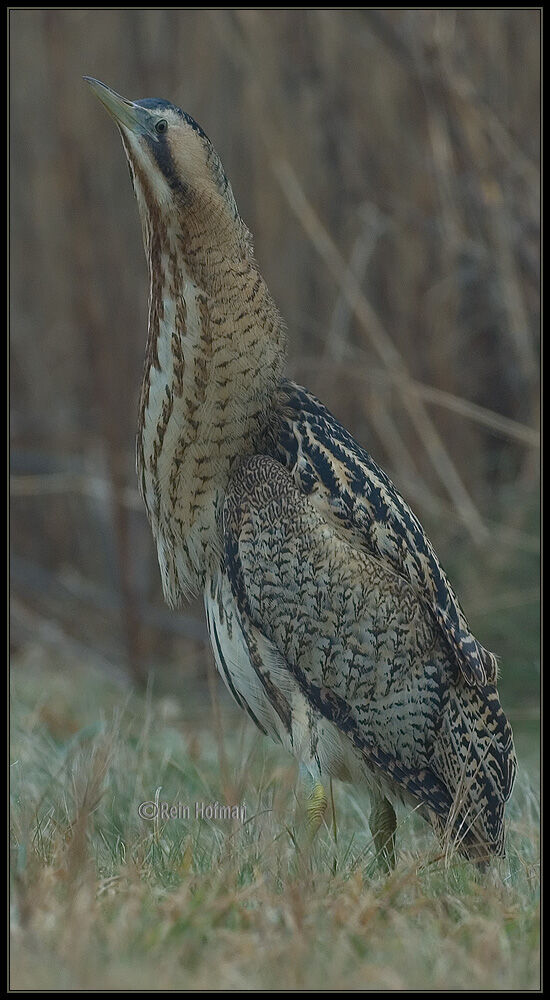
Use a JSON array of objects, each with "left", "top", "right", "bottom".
[{"left": 267, "top": 380, "right": 502, "bottom": 688}]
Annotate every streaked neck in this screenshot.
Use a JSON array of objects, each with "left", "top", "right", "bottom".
[{"left": 137, "top": 196, "right": 286, "bottom": 605}]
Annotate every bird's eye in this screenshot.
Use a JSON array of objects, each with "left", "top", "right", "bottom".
[{"left": 155, "top": 119, "right": 168, "bottom": 134}]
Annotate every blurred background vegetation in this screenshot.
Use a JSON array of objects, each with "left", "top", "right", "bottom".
[{"left": 10, "top": 10, "right": 539, "bottom": 752}]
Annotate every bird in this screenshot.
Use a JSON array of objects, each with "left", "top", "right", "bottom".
[{"left": 86, "top": 77, "right": 517, "bottom": 867}]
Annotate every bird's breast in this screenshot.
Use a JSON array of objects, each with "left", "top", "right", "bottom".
[{"left": 137, "top": 297, "right": 272, "bottom": 604}]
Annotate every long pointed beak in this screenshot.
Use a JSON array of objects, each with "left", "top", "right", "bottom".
[{"left": 84, "top": 77, "right": 157, "bottom": 139}]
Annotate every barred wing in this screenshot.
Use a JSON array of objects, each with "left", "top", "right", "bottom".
[
  {"left": 269, "top": 380, "right": 497, "bottom": 687},
  {"left": 223, "top": 454, "right": 457, "bottom": 826}
]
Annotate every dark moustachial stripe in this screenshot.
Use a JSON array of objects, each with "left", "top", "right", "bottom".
[{"left": 136, "top": 98, "right": 220, "bottom": 199}]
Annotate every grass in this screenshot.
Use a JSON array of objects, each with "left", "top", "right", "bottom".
[{"left": 10, "top": 648, "right": 539, "bottom": 991}]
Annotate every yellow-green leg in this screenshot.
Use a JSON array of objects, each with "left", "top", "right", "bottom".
[
  {"left": 306, "top": 779, "right": 328, "bottom": 839},
  {"left": 289, "top": 771, "right": 328, "bottom": 872},
  {"left": 369, "top": 794, "right": 397, "bottom": 871}
]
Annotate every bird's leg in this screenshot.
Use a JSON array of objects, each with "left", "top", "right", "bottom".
[
  {"left": 306, "top": 779, "right": 328, "bottom": 839},
  {"left": 369, "top": 793, "right": 397, "bottom": 872},
  {"left": 297, "top": 763, "right": 328, "bottom": 841}
]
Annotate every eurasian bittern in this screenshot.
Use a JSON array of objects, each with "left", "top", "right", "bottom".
[{"left": 86, "top": 78, "right": 516, "bottom": 866}]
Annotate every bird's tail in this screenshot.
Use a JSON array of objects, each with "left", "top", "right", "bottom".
[{"left": 430, "top": 681, "right": 517, "bottom": 861}]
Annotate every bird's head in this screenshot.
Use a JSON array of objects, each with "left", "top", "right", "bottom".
[{"left": 85, "top": 77, "right": 240, "bottom": 241}]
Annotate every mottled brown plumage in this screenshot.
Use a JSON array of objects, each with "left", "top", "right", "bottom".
[{"left": 87, "top": 78, "right": 516, "bottom": 864}]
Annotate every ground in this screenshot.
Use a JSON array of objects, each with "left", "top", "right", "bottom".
[{"left": 10, "top": 647, "right": 539, "bottom": 991}]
